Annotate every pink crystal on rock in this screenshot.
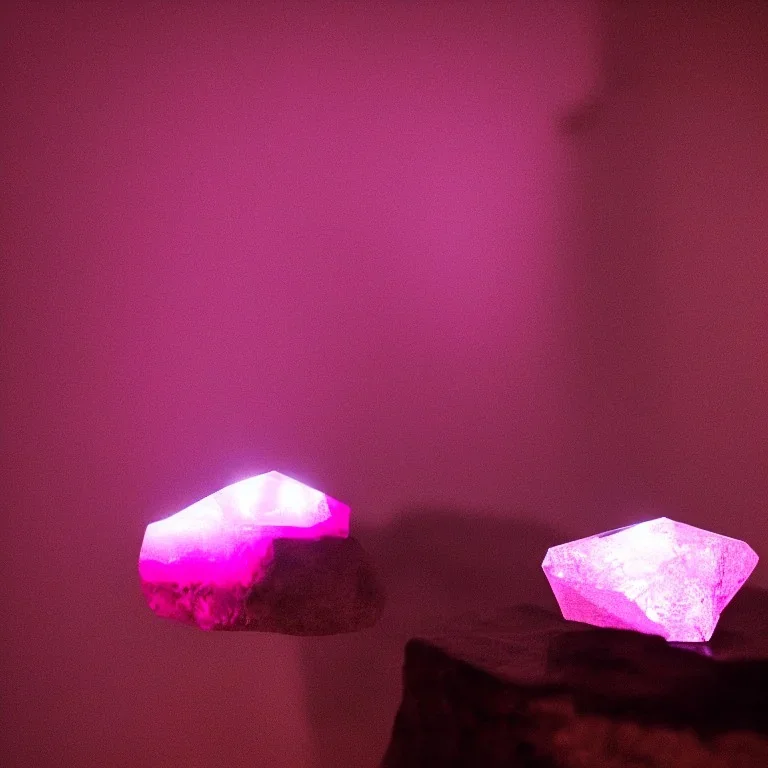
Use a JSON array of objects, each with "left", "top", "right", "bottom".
[
  {"left": 139, "top": 471, "right": 350, "bottom": 629},
  {"left": 542, "top": 518, "right": 758, "bottom": 642}
]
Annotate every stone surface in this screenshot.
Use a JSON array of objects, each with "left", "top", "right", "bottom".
[
  {"left": 142, "top": 536, "right": 385, "bottom": 634},
  {"left": 542, "top": 518, "right": 758, "bottom": 642},
  {"left": 139, "top": 472, "right": 384, "bottom": 633},
  {"left": 381, "top": 587, "right": 768, "bottom": 767}
]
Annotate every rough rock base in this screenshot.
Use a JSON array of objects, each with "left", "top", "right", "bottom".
[
  {"left": 382, "top": 589, "right": 768, "bottom": 767},
  {"left": 142, "top": 536, "right": 385, "bottom": 635}
]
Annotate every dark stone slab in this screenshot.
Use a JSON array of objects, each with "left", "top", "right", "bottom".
[{"left": 382, "top": 587, "right": 768, "bottom": 767}]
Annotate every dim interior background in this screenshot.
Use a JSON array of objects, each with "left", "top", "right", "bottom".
[{"left": 2, "top": 1, "right": 766, "bottom": 766}]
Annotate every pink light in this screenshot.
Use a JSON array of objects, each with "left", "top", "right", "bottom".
[
  {"left": 139, "top": 471, "right": 350, "bottom": 629},
  {"left": 542, "top": 518, "right": 758, "bottom": 642}
]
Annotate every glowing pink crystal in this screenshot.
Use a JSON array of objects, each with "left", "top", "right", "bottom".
[
  {"left": 542, "top": 518, "right": 758, "bottom": 642},
  {"left": 139, "top": 471, "right": 350, "bottom": 629}
]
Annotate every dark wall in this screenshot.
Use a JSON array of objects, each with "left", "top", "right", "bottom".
[
  {"left": 573, "top": 0, "right": 768, "bottom": 566},
  {"left": 2, "top": 1, "right": 766, "bottom": 767}
]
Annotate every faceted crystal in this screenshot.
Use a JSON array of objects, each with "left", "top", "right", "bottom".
[
  {"left": 542, "top": 518, "right": 758, "bottom": 642},
  {"left": 139, "top": 471, "right": 351, "bottom": 630}
]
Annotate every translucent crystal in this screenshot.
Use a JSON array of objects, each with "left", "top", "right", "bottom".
[
  {"left": 139, "top": 471, "right": 350, "bottom": 629},
  {"left": 542, "top": 518, "right": 758, "bottom": 642}
]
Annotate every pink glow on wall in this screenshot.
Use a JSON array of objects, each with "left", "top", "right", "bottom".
[
  {"left": 4, "top": 0, "right": 767, "bottom": 765},
  {"left": 542, "top": 518, "right": 759, "bottom": 642},
  {"left": 139, "top": 472, "right": 350, "bottom": 628},
  {"left": 1, "top": 1, "right": 597, "bottom": 761}
]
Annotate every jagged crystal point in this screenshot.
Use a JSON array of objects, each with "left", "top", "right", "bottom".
[
  {"left": 139, "top": 471, "right": 350, "bottom": 629},
  {"left": 542, "top": 517, "right": 758, "bottom": 642}
]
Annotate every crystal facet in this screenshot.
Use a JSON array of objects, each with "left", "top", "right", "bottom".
[
  {"left": 139, "top": 471, "right": 352, "bottom": 630},
  {"left": 542, "top": 518, "right": 758, "bottom": 642}
]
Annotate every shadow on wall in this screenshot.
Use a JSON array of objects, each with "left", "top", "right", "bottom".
[{"left": 299, "top": 509, "right": 564, "bottom": 768}]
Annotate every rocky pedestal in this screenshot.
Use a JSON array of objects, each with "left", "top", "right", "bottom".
[
  {"left": 142, "top": 536, "right": 385, "bottom": 634},
  {"left": 381, "top": 587, "right": 768, "bottom": 767}
]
